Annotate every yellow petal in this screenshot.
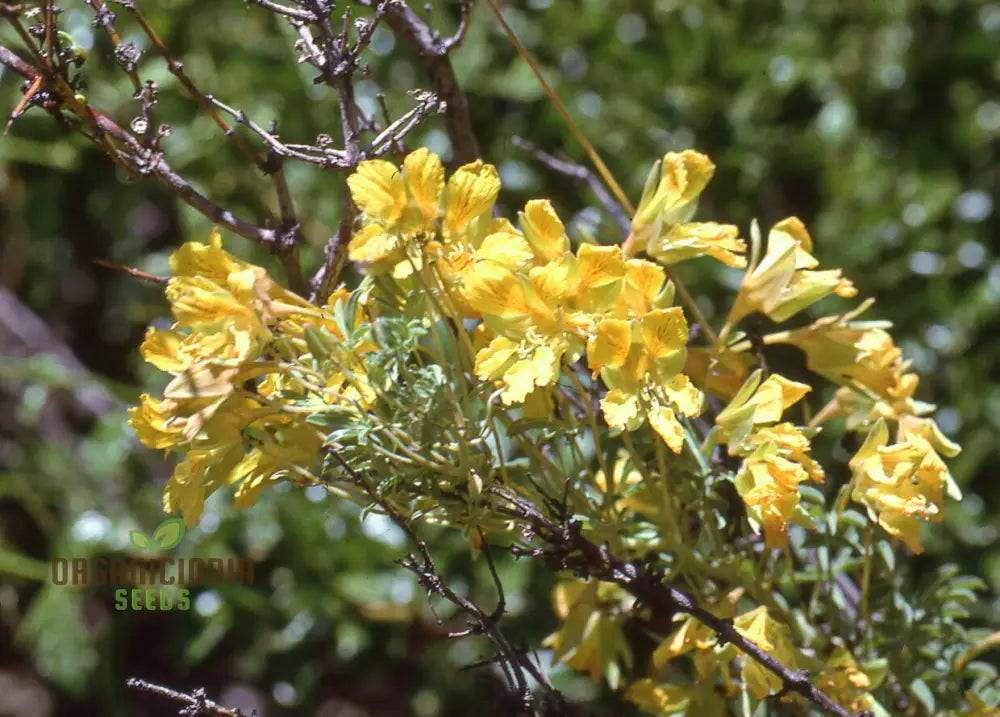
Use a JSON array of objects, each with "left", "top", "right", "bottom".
[
  {"left": 141, "top": 328, "right": 187, "bottom": 373},
  {"left": 752, "top": 374, "right": 811, "bottom": 423},
  {"left": 347, "top": 159, "right": 406, "bottom": 224},
  {"left": 649, "top": 405, "right": 685, "bottom": 452},
  {"left": 640, "top": 308, "right": 688, "bottom": 360},
  {"left": 474, "top": 336, "right": 519, "bottom": 381},
  {"left": 462, "top": 263, "right": 530, "bottom": 317},
  {"left": 444, "top": 161, "right": 501, "bottom": 236},
  {"left": 403, "top": 148, "right": 444, "bottom": 221},
  {"left": 475, "top": 231, "right": 534, "bottom": 269},
  {"left": 600, "top": 389, "right": 642, "bottom": 430},
  {"left": 520, "top": 199, "right": 569, "bottom": 263},
  {"left": 348, "top": 223, "right": 401, "bottom": 264},
  {"left": 587, "top": 319, "right": 632, "bottom": 375}
]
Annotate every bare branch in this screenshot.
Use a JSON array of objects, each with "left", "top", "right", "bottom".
[
  {"left": 245, "top": 0, "right": 312, "bottom": 22},
  {"left": 125, "top": 678, "right": 251, "bottom": 717},
  {"left": 513, "top": 136, "right": 632, "bottom": 237},
  {"left": 489, "top": 485, "right": 865, "bottom": 717},
  {"left": 363, "top": 0, "right": 479, "bottom": 164}
]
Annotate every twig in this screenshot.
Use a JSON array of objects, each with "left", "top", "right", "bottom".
[
  {"left": 92, "top": 258, "right": 168, "bottom": 286},
  {"left": 323, "top": 446, "right": 579, "bottom": 715},
  {"left": 362, "top": 0, "right": 479, "bottom": 164},
  {"left": 512, "top": 136, "right": 631, "bottom": 236},
  {"left": 125, "top": 678, "right": 252, "bottom": 717},
  {"left": 112, "top": 0, "right": 266, "bottom": 171},
  {"left": 489, "top": 485, "right": 866, "bottom": 717}
]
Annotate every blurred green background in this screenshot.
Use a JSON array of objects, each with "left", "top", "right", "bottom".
[{"left": 1, "top": 0, "right": 998, "bottom": 714}]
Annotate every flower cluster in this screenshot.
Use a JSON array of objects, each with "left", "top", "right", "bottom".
[
  {"left": 130, "top": 231, "right": 371, "bottom": 527},
  {"left": 348, "top": 149, "right": 707, "bottom": 451},
  {"left": 131, "top": 146, "right": 967, "bottom": 715}
]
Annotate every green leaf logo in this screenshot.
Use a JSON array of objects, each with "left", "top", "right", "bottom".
[
  {"left": 129, "top": 518, "right": 186, "bottom": 553},
  {"left": 129, "top": 530, "right": 150, "bottom": 551},
  {"left": 152, "top": 518, "right": 186, "bottom": 551}
]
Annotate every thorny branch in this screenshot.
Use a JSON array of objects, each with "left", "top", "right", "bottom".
[
  {"left": 488, "top": 484, "right": 873, "bottom": 717},
  {"left": 0, "top": 0, "right": 476, "bottom": 300}
]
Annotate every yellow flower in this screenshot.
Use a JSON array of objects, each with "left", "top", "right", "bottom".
[
  {"left": 593, "top": 309, "right": 702, "bottom": 453},
  {"left": 347, "top": 149, "right": 502, "bottom": 279},
  {"left": 714, "top": 370, "right": 811, "bottom": 451},
  {"left": 465, "top": 241, "right": 629, "bottom": 406},
  {"left": 849, "top": 419, "right": 949, "bottom": 552},
  {"left": 610, "top": 258, "right": 668, "bottom": 319},
  {"left": 734, "top": 444, "right": 809, "bottom": 547},
  {"left": 629, "top": 152, "right": 715, "bottom": 249},
  {"left": 734, "top": 607, "right": 805, "bottom": 699},
  {"left": 231, "top": 422, "right": 323, "bottom": 510},
  {"left": 728, "top": 217, "right": 856, "bottom": 325},
  {"left": 782, "top": 310, "right": 902, "bottom": 398},
  {"left": 815, "top": 648, "right": 876, "bottom": 714},
  {"left": 712, "top": 371, "right": 823, "bottom": 494},
  {"left": 746, "top": 422, "right": 824, "bottom": 483},
  {"left": 544, "top": 580, "right": 634, "bottom": 687},
  {"left": 650, "top": 221, "right": 747, "bottom": 269},
  {"left": 519, "top": 199, "right": 570, "bottom": 264},
  {"left": 134, "top": 232, "right": 345, "bottom": 527},
  {"left": 474, "top": 334, "right": 563, "bottom": 405}
]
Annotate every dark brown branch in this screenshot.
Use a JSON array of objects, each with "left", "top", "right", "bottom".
[
  {"left": 365, "top": 0, "right": 479, "bottom": 165},
  {"left": 489, "top": 485, "right": 865, "bottom": 717},
  {"left": 0, "top": 42, "right": 316, "bottom": 289}
]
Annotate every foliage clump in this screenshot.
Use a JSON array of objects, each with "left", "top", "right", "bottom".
[{"left": 131, "top": 148, "right": 993, "bottom": 715}]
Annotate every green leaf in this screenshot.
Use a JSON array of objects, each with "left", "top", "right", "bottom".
[
  {"left": 876, "top": 539, "right": 895, "bottom": 571},
  {"left": 909, "top": 678, "right": 935, "bottom": 714},
  {"left": 129, "top": 530, "right": 150, "bottom": 551},
  {"left": 304, "top": 326, "right": 332, "bottom": 362},
  {"left": 152, "top": 518, "right": 186, "bottom": 551}
]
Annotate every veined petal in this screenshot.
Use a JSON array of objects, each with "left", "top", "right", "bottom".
[
  {"left": 462, "top": 263, "right": 530, "bottom": 317},
  {"left": 348, "top": 159, "right": 406, "bottom": 224},
  {"left": 444, "top": 161, "right": 501, "bottom": 237},
  {"left": 588, "top": 319, "right": 633, "bottom": 375},
  {"left": 403, "top": 148, "right": 444, "bottom": 222},
  {"left": 348, "top": 223, "right": 402, "bottom": 264},
  {"left": 640, "top": 308, "right": 688, "bottom": 360},
  {"left": 520, "top": 199, "right": 570, "bottom": 263}
]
